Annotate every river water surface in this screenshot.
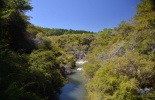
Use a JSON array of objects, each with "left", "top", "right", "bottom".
[{"left": 59, "top": 63, "right": 86, "bottom": 100}]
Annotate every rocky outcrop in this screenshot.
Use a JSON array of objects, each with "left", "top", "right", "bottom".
[
  {"left": 68, "top": 50, "right": 87, "bottom": 61},
  {"left": 64, "top": 64, "right": 72, "bottom": 75}
]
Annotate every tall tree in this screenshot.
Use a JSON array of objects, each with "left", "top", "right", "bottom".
[{"left": 0, "top": 0, "right": 34, "bottom": 53}]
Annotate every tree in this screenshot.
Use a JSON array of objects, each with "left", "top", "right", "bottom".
[
  {"left": 134, "top": 0, "right": 155, "bottom": 29},
  {"left": 86, "top": 51, "right": 155, "bottom": 100},
  {"left": 0, "top": 0, "right": 34, "bottom": 53},
  {"left": 28, "top": 50, "right": 65, "bottom": 99}
]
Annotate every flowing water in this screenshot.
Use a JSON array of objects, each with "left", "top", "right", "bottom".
[{"left": 59, "top": 63, "right": 86, "bottom": 100}]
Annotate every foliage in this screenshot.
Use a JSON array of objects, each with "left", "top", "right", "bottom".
[
  {"left": 0, "top": 48, "right": 40, "bottom": 100},
  {"left": 28, "top": 50, "right": 65, "bottom": 99},
  {"left": 0, "top": 0, "right": 35, "bottom": 53},
  {"left": 0, "top": 0, "right": 66, "bottom": 99},
  {"left": 83, "top": 0, "right": 155, "bottom": 100},
  {"left": 1, "top": 0, "right": 155, "bottom": 100},
  {"left": 134, "top": 0, "right": 155, "bottom": 29},
  {"left": 42, "top": 28, "right": 94, "bottom": 36}
]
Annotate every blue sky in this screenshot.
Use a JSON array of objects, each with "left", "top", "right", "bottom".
[{"left": 26, "top": 0, "right": 140, "bottom": 32}]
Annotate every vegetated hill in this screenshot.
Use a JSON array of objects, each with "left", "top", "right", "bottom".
[
  {"left": 46, "top": 33, "right": 96, "bottom": 59},
  {"left": 83, "top": 0, "right": 155, "bottom": 100},
  {"left": 42, "top": 28, "right": 95, "bottom": 36}
]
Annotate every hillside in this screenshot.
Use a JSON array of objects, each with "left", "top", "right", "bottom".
[{"left": 83, "top": 0, "right": 155, "bottom": 99}]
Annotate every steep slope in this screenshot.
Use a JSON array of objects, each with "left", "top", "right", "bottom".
[{"left": 83, "top": 0, "right": 155, "bottom": 100}]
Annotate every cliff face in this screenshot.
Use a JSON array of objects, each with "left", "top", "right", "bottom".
[{"left": 68, "top": 50, "right": 87, "bottom": 60}]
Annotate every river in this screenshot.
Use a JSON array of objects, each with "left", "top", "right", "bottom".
[{"left": 59, "top": 62, "right": 86, "bottom": 100}]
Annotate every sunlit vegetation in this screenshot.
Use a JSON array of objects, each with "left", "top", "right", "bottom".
[
  {"left": 1, "top": 0, "right": 155, "bottom": 100},
  {"left": 42, "top": 28, "right": 94, "bottom": 36},
  {"left": 0, "top": 0, "right": 95, "bottom": 99},
  {"left": 83, "top": 0, "right": 155, "bottom": 100}
]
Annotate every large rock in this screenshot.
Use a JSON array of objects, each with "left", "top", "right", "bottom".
[{"left": 64, "top": 64, "right": 72, "bottom": 75}]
